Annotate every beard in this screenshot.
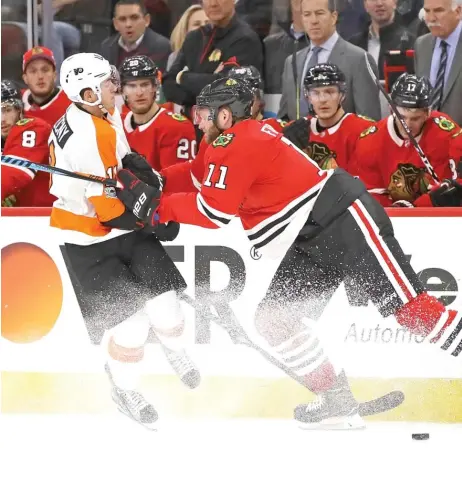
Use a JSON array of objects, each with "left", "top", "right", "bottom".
[
  {"left": 204, "top": 123, "right": 221, "bottom": 144},
  {"left": 130, "top": 103, "right": 153, "bottom": 115}
]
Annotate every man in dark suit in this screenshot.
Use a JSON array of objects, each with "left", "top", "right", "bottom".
[
  {"left": 414, "top": 0, "right": 462, "bottom": 125},
  {"left": 100, "top": 0, "right": 171, "bottom": 72},
  {"left": 279, "top": 0, "right": 381, "bottom": 120}
]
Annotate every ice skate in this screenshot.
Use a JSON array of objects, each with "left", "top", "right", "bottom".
[
  {"left": 294, "top": 371, "right": 366, "bottom": 430},
  {"left": 161, "top": 345, "right": 201, "bottom": 389},
  {"left": 105, "top": 363, "right": 158, "bottom": 430}
]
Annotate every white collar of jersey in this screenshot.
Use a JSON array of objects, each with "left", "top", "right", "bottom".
[
  {"left": 124, "top": 107, "right": 165, "bottom": 133},
  {"left": 387, "top": 115, "right": 423, "bottom": 147},
  {"left": 22, "top": 87, "right": 63, "bottom": 111},
  {"left": 310, "top": 112, "right": 350, "bottom": 136}
]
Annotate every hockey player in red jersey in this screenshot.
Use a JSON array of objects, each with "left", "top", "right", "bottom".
[
  {"left": 116, "top": 77, "right": 462, "bottom": 428},
  {"left": 352, "top": 73, "right": 460, "bottom": 207},
  {"left": 21, "top": 47, "right": 71, "bottom": 127},
  {"left": 1, "top": 80, "right": 55, "bottom": 207},
  {"left": 119, "top": 56, "right": 197, "bottom": 171},
  {"left": 282, "top": 63, "right": 375, "bottom": 171}
]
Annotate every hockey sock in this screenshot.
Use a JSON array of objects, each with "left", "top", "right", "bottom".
[{"left": 270, "top": 328, "right": 343, "bottom": 393}]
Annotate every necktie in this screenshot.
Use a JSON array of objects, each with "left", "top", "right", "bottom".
[
  {"left": 431, "top": 40, "right": 448, "bottom": 111},
  {"left": 299, "top": 45, "right": 322, "bottom": 118}
]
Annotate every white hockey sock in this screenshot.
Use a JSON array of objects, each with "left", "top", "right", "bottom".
[{"left": 271, "top": 328, "right": 342, "bottom": 393}]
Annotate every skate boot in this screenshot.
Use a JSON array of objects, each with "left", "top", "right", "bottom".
[
  {"left": 162, "top": 346, "right": 201, "bottom": 389},
  {"left": 294, "top": 371, "right": 366, "bottom": 430},
  {"left": 111, "top": 386, "right": 159, "bottom": 430},
  {"left": 105, "top": 363, "right": 158, "bottom": 430}
]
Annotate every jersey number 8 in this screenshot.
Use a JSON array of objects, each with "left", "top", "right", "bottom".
[{"left": 22, "top": 130, "right": 36, "bottom": 148}]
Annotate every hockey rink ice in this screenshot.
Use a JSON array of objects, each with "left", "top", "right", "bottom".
[{"left": 0, "top": 414, "right": 461, "bottom": 483}]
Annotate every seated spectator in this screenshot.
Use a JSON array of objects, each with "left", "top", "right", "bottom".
[
  {"left": 235, "top": 0, "right": 274, "bottom": 39},
  {"left": 101, "top": 0, "right": 171, "bottom": 72},
  {"left": 278, "top": 0, "right": 381, "bottom": 121},
  {"left": 348, "top": 0, "right": 415, "bottom": 79},
  {"left": 162, "top": 0, "right": 263, "bottom": 118},
  {"left": 1, "top": 79, "right": 55, "bottom": 207},
  {"left": 264, "top": 0, "right": 310, "bottom": 95},
  {"left": 21, "top": 46, "right": 72, "bottom": 127},
  {"left": 414, "top": 0, "right": 462, "bottom": 126},
  {"left": 119, "top": 55, "right": 197, "bottom": 171},
  {"left": 352, "top": 73, "right": 459, "bottom": 207},
  {"left": 167, "top": 4, "right": 209, "bottom": 70},
  {"left": 283, "top": 63, "right": 375, "bottom": 172}
]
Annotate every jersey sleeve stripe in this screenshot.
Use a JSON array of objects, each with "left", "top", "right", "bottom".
[
  {"left": 197, "top": 193, "right": 233, "bottom": 227},
  {"left": 7, "top": 163, "right": 36, "bottom": 179}
]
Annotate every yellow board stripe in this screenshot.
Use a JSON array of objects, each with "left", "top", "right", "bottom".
[{"left": 2, "top": 372, "right": 461, "bottom": 422}]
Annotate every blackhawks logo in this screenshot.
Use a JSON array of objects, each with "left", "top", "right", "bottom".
[
  {"left": 169, "top": 113, "right": 187, "bottom": 122},
  {"left": 16, "top": 118, "right": 33, "bottom": 126},
  {"left": 359, "top": 125, "right": 378, "bottom": 138},
  {"left": 307, "top": 142, "right": 338, "bottom": 170},
  {"left": 387, "top": 163, "right": 432, "bottom": 203},
  {"left": 357, "top": 114, "right": 376, "bottom": 122},
  {"left": 433, "top": 116, "right": 455, "bottom": 132},
  {"left": 212, "top": 133, "right": 235, "bottom": 147}
]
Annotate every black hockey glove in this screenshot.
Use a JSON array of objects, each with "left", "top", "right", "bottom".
[
  {"left": 122, "top": 152, "right": 164, "bottom": 189},
  {"left": 429, "top": 179, "right": 462, "bottom": 207},
  {"left": 282, "top": 117, "right": 310, "bottom": 151},
  {"left": 146, "top": 221, "right": 180, "bottom": 241},
  {"left": 116, "top": 169, "right": 162, "bottom": 223}
]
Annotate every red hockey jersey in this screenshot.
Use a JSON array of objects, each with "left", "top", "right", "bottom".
[
  {"left": 307, "top": 113, "right": 374, "bottom": 172},
  {"left": 449, "top": 128, "right": 462, "bottom": 179},
  {"left": 158, "top": 119, "right": 331, "bottom": 258},
  {"left": 22, "top": 88, "right": 71, "bottom": 127},
  {"left": 2, "top": 117, "right": 56, "bottom": 207},
  {"left": 352, "top": 112, "right": 458, "bottom": 206},
  {"left": 123, "top": 108, "right": 197, "bottom": 172}
]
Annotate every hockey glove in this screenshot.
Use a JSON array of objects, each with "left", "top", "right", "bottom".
[
  {"left": 122, "top": 152, "right": 164, "bottom": 189},
  {"left": 282, "top": 117, "right": 310, "bottom": 152},
  {"left": 116, "top": 169, "right": 162, "bottom": 223},
  {"left": 146, "top": 221, "right": 180, "bottom": 241},
  {"left": 429, "top": 179, "right": 462, "bottom": 207}
]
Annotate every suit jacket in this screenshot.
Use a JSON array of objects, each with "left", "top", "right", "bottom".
[
  {"left": 414, "top": 32, "right": 462, "bottom": 126},
  {"left": 100, "top": 28, "right": 171, "bottom": 72},
  {"left": 278, "top": 35, "right": 382, "bottom": 121}
]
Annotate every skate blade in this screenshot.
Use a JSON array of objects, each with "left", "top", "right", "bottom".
[
  {"left": 115, "top": 406, "right": 158, "bottom": 432},
  {"left": 298, "top": 413, "right": 366, "bottom": 431}
]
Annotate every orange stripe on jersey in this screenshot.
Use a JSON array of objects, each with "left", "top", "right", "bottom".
[
  {"left": 90, "top": 115, "right": 126, "bottom": 223},
  {"left": 50, "top": 207, "right": 111, "bottom": 237}
]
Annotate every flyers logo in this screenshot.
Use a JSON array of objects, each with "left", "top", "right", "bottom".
[
  {"left": 360, "top": 125, "right": 378, "bottom": 138},
  {"left": 212, "top": 133, "right": 235, "bottom": 148}
]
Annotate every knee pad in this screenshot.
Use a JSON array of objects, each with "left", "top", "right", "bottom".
[
  {"left": 145, "top": 290, "right": 184, "bottom": 337},
  {"left": 104, "top": 310, "right": 150, "bottom": 363}
]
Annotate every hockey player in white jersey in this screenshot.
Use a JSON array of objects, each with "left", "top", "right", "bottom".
[{"left": 49, "top": 53, "right": 199, "bottom": 429}]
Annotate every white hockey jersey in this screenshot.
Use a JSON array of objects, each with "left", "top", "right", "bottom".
[{"left": 49, "top": 104, "right": 131, "bottom": 245}]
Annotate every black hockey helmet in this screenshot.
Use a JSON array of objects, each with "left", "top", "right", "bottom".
[
  {"left": 228, "top": 65, "right": 263, "bottom": 98},
  {"left": 391, "top": 73, "right": 432, "bottom": 109},
  {"left": 196, "top": 77, "right": 254, "bottom": 123},
  {"left": 1, "top": 79, "right": 22, "bottom": 110},
  {"left": 119, "top": 55, "right": 159, "bottom": 85},
  {"left": 304, "top": 63, "right": 347, "bottom": 92}
]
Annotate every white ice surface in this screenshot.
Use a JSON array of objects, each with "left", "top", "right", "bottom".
[{"left": 0, "top": 416, "right": 460, "bottom": 483}]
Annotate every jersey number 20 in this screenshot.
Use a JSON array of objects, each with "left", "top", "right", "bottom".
[{"left": 177, "top": 138, "right": 197, "bottom": 160}]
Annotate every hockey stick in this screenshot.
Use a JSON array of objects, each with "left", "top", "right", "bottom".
[
  {"left": 1, "top": 154, "right": 119, "bottom": 187},
  {"left": 180, "top": 293, "right": 405, "bottom": 417},
  {"left": 363, "top": 53, "right": 440, "bottom": 183}
]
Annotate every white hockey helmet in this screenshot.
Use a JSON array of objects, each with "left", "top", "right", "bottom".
[{"left": 60, "top": 53, "right": 118, "bottom": 106}]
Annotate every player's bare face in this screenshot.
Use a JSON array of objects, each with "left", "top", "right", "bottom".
[
  {"left": 123, "top": 79, "right": 156, "bottom": 114},
  {"left": 308, "top": 86, "right": 342, "bottom": 120},
  {"left": 100, "top": 79, "right": 117, "bottom": 111},
  {"left": 195, "top": 107, "right": 221, "bottom": 143},
  {"left": 395, "top": 107, "right": 428, "bottom": 138},
  {"left": 1, "top": 104, "right": 20, "bottom": 139},
  {"left": 22, "top": 59, "right": 56, "bottom": 97}
]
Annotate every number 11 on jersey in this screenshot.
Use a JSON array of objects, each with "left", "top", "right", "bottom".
[{"left": 203, "top": 163, "right": 228, "bottom": 190}]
